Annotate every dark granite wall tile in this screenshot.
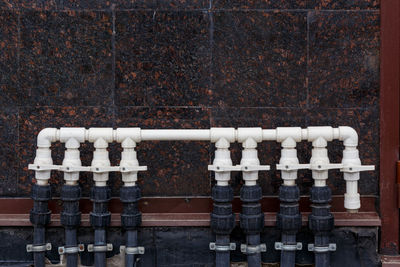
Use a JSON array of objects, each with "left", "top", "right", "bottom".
[
  {"left": 0, "top": 0, "right": 59, "bottom": 10},
  {"left": 0, "top": 107, "right": 18, "bottom": 196},
  {"left": 18, "top": 106, "right": 115, "bottom": 197},
  {"left": 19, "top": 11, "right": 113, "bottom": 106},
  {"left": 116, "top": 107, "right": 211, "bottom": 196},
  {"left": 0, "top": 11, "right": 19, "bottom": 106},
  {"left": 155, "top": 0, "right": 209, "bottom": 10},
  {"left": 212, "top": 11, "right": 307, "bottom": 107},
  {"left": 60, "top": 0, "right": 157, "bottom": 10},
  {"left": 307, "top": 0, "right": 379, "bottom": 10},
  {"left": 308, "top": 11, "right": 380, "bottom": 108},
  {"left": 115, "top": 11, "right": 210, "bottom": 107},
  {"left": 213, "top": 0, "right": 306, "bottom": 10}
]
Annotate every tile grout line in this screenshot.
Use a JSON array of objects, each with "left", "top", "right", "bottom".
[
  {"left": 111, "top": 4, "right": 116, "bottom": 109},
  {"left": 208, "top": 0, "right": 214, "bottom": 189},
  {"left": 306, "top": 10, "right": 310, "bottom": 109}
]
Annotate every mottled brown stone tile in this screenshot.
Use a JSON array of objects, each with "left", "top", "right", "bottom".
[
  {"left": 308, "top": 11, "right": 380, "bottom": 108},
  {"left": 212, "top": 11, "right": 307, "bottom": 107},
  {"left": 0, "top": 0, "right": 58, "bottom": 10},
  {"left": 116, "top": 107, "right": 211, "bottom": 196},
  {"left": 307, "top": 0, "right": 379, "bottom": 10},
  {"left": 155, "top": 0, "right": 209, "bottom": 10},
  {"left": 0, "top": 107, "right": 18, "bottom": 196},
  {"left": 213, "top": 0, "right": 306, "bottom": 9},
  {"left": 60, "top": 0, "right": 156, "bottom": 10},
  {"left": 0, "top": 11, "right": 19, "bottom": 106},
  {"left": 59, "top": 0, "right": 208, "bottom": 10},
  {"left": 19, "top": 11, "right": 113, "bottom": 106},
  {"left": 18, "top": 106, "right": 115, "bottom": 197},
  {"left": 115, "top": 11, "right": 210, "bottom": 106}
]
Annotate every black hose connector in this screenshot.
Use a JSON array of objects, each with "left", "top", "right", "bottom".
[
  {"left": 30, "top": 184, "right": 52, "bottom": 226},
  {"left": 30, "top": 184, "right": 52, "bottom": 267},
  {"left": 120, "top": 186, "right": 142, "bottom": 229},
  {"left": 210, "top": 185, "right": 235, "bottom": 235},
  {"left": 276, "top": 185, "right": 302, "bottom": 267},
  {"left": 61, "top": 185, "right": 81, "bottom": 227},
  {"left": 121, "top": 186, "right": 142, "bottom": 267},
  {"left": 90, "top": 186, "right": 111, "bottom": 228},
  {"left": 61, "top": 184, "right": 81, "bottom": 267},
  {"left": 90, "top": 186, "right": 111, "bottom": 267},
  {"left": 210, "top": 185, "right": 235, "bottom": 267},
  {"left": 308, "top": 186, "right": 334, "bottom": 267},
  {"left": 240, "top": 185, "right": 264, "bottom": 267},
  {"left": 276, "top": 185, "right": 302, "bottom": 232},
  {"left": 240, "top": 185, "right": 264, "bottom": 235}
]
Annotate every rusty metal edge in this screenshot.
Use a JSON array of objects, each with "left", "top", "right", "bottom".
[
  {"left": 0, "top": 211, "right": 381, "bottom": 227},
  {"left": 380, "top": 0, "right": 400, "bottom": 255}
]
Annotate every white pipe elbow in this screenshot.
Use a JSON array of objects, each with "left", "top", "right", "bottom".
[
  {"left": 339, "top": 126, "right": 358, "bottom": 147},
  {"left": 37, "top": 128, "right": 59, "bottom": 148}
]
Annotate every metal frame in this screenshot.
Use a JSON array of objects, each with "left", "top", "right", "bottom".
[{"left": 380, "top": 0, "right": 400, "bottom": 255}]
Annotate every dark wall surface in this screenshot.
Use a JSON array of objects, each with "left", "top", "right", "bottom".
[{"left": 0, "top": 0, "right": 380, "bottom": 198}]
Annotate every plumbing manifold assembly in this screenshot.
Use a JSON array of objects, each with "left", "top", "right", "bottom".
[{"left": 27, "top": 126, "right": 374, "bottom": 267}]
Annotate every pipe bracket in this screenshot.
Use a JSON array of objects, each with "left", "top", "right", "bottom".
[
  {"left": 120, "top": 245, "right": 145, "bottom": 255},
  {"left": 274, "top": 242, "right": 302, "bottom": 251},
  {"left": 209, "top": 242, "right": 236, "bottom": 252},
  {"left": 87, "top": 243, "right": 113, "bottom": 252},
  {"left": 240, "top": 243, "right": 266, "bottom": 254},
  {"left": 26, "top": 243, "right": 52, "bottom": 253},
  {"left": 58, "top": 244, "right": 84, "bottom": 255},
  {"left": 308, "top": 243, "right": 336, "bottom": 253}
]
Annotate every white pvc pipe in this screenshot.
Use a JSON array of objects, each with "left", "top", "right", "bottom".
[
  {"left": 141, "top": 129, "right": 210, "bottom": 141},
  {"left": 31, "top": 126, "right": 372, "bottom": 212}
]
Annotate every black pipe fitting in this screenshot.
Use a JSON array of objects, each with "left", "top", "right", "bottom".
[
  {"left": 240, "top": 185, "right": 264, "bottom": 267},
  {"left": 120, "top": 186, "right": 142, "bottom": 229},
  {"left": 240, "top": 185, "right": 264, "bottom": 234},
  {"left": 61, "top": 185, "right": 81, "bottom": 227},
  {"left": 276, "top": 186, "right": 301, "bottom": 232},
  {"left": 120, "top": 186, "right": 142, "bottom": 267},
  {"left": 30, "top": 184, "right": 52, "bottom": 267},
  {"left": 90, "top": 186, "right": 111, "bottom": 267},
  {"left": 90, "top": 186, "right": 111, "bottom": 228},
  {"left": 276, "top": 185, "right": 302, "bottom": 267},
  {"left": 60, "top": 185, "right": 81, "bottom": 267},
  {"left": 210, "top": 185, "right": 235, "bottom": 267},
  {"left": 308, "top": 186, "right": 334, "bottom": 267},
  {"left": 210, "top": 186, "right": 235, "bottom": 235}
]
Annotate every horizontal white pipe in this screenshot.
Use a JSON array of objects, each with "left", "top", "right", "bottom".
[
  {"left": 35, "top": 126, "right": 359, "bottom": 145},
  {"left": 141, "top": 129, "right": 211, "bottom": 141}
]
